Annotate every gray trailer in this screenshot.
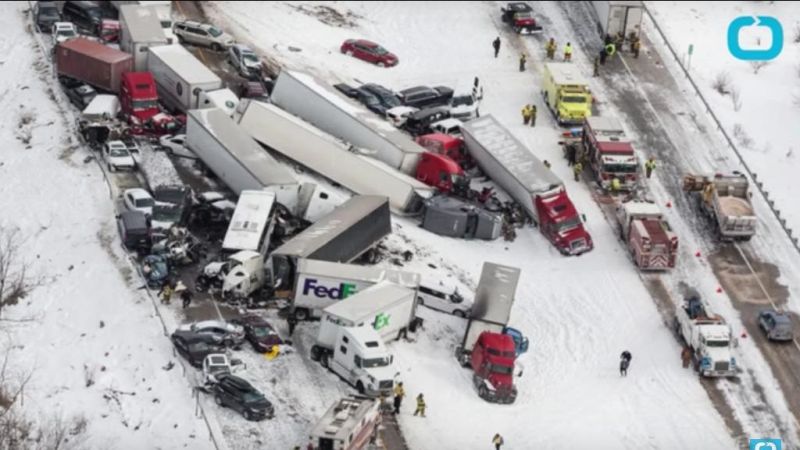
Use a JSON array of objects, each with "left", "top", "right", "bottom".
[
  {"left": 234, "top": 99, "right": 434, "bottom": 215},
  {"left": 270, "top": 70, "right": 426, "bottom": 175},
  {"left": 683, "top": 173, "right": 757, "bottom": 241},
  {"left": 422, "top": 196, "right": 502, "bottom": 240},
  {"left": 186, "top": 108, "right": 339, "bottom": 222},
  {"left": 269, "top": 195, "right": 392, "bottom": 295},
  {"left": 591, "top": 1, "right": 643, "bottom": 39},
  {"left": 118, "top": 4, "right": 167, "bottom": 71},
  {"left": 459, "top": 262, "right": 521, "bottom": 357}
]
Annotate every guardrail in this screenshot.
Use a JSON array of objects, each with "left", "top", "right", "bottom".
[{"left": 641, "top": 3, "right": 800, "bottom": 254}]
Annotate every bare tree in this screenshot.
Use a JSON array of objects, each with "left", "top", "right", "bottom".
[
  {"left": 750, "top": 60, "right": 770, "bottom": 74},
  {"left": 0, "top": 226, "right": 36, "bottom": 321},
  {"left": 730, "top": 86, "right": 743, "bottom": 112},
  {"left": 712, "top": 72, "right": 731, "bottom": 95}
]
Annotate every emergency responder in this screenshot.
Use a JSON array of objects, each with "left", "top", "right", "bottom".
[
  {"left": 413, "top": 393, "right": 426, "bottom": 417},
  {"left": 493, "top": 433, "right": 505, "bottom": 450},
  {"left": 529, "top": 104, "right": 537, "bottom": 127},
  {"left": 564, "top": 42, "right": 573, "bottom": 62},
  {"left": 543, "top": 160, "right": 552, "bottom": 169},
  {"left": 593, "top": 56, "right": 600, "bottom": 76},
  {"left": 599, "top": 47, "right": 608, "bottom": 65},
  {"left": 519, "top": 53, "right": 527, "bottom": 72},
  {"left": 566, "top": 143, "right": 577, "bottom": 166},
  {"left": 605, "top": 41, "right": 616, "bottom": 59},
  {"left": 645, "top": 157, "right": 656, "bottom": 178},
  {"left": 287, "top": 315, "right": 298, "bottom": 336},
  {"left": 610, "top": 176, "right": 621, "bottom": 194},
  {"left": 632, "top": 37, "right": 641, "bottom": 59},
  {"left": 393, "top": 382, "right": 405, "bottom": 414},
  {"left": 265, "top": 345, "right": 280, "bottom": 360},
  {"left": 681, "top": 347, "right": 692, "bottom": 369},
  {"left": 493, "top": 36, "right": 501, "bottom": 58},
  {"left": 615, "top": 31, "right": 625, "bottom": 49},
  {"left": 573, "top": 161, "right": 583, "bottom": 182},
  {"left": 546, "top": 37, "right": 557, "bottom": 60},
  {"left": 521, "top": 104, "right": 532, "bottom": 125},
  {"left": 159, "top": 282, "right": 173, "bottom": 305},
  {"left": 181, "top": 288, "right": 193, "bottom": 309}
]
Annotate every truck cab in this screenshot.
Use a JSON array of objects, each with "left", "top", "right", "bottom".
[
  {"left": 415, "top": 152, "right": 468, "bottom": 194},
  {"left": 198, "top": 250, "right": 266, "bottom": 300},
  {"left": 119, "top": 72, "right": 178, "bottom": 136},
  {"left": 471, "top": 331, "right": 519, "bottom": 404},
  {"left": 676, "top": 296, "right": 737, "bottom": 377},
  {"left": 542, "top": 63, "right": 592, "bottom": 126},
  {"left": 313, "top": 325, "right": 396, "bottom": 397},
  {"left": 616, "top": 200, "right": 678, "bottom": 270},
  {"left": 415, "top": 133, "right": 471, "bottom": 169},
  {"left": 583, "top": 116, "right": 639, "bottom": 190},
  {"left": 535, "top": 188, "right": 593, "bottom": 255}
]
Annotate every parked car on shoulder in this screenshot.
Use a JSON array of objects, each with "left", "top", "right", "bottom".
[
  {"left": 62, "top": 0, "right": 104, "bottom": 33},
  {"left": 449, "top": 93, "right": 480, "bottom": 120},
  {"left": 340, "top": 39, "right": 398, "bottom": 67},
  {"left": 416, "top": 282, "right": 472, "bottom": 317},
  {"left": 116, "top": 210, "right": 151, "bottom": 252},
  {"left": 360, "top": 83, "right": 401, "bottom": 115},
  {"left": 398, "top": 85, "right": 454, "bottom": 109},
  {"left": 52, "top": 22, "right": 79, "bottom": 44},
  {"left": 35, "top": 1, "right": 62, "bottom": 32},
  {"left": 213, "top": 375, "right": 274, "bottom": 421},
  {"left": 123, "top": 188, "right": 155, "bottom": 217},
  {"left": 103, "top": 140, "right": 136, "bottom": 172},
  {"left": 230, "top": 315, "right": 282, "bottom": 353},
  {"left": 403, "top": 106, "right": 451, "bottom": 136},
  {"left": 176, "top": 320, "right": 246, "bottom": 348},
  {"left": 174, "top": 20, "right": 234, "bottom": 51},
  {"left": 228, "top": 44, "right": 261, "bottom": 79},
  {"left": 64, "top": 84, "right": 97, "bottom": 110},
  {"left": 758, "top": 310, "right": 794, "bottom": 342},
  {"left": 171, "top": 331, "right": 227, "bottom": 368}
]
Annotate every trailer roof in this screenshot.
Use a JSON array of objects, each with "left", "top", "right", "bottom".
[
  {"left": 545, "top": 62, "right": 589, "bottom": 86},
  {"left": 471, "top": 262, "right": 520, "bottom": 324},
  {"left": 188, "top": 108, "right": 297, "bottom": 186},
  {"left": 461, "top": 115, "right": 562, "bottom": 193},
  {"left": 281, "top": 70, "right": 426, "bottom": 156},
  {"left": 271, "top": 195, "right": 389, "bottom": 258},
  {"left": 119, "top": 5, "right": 166, "bottom": 43},
  {"left": 297, "top": 259, "right": 420, "bottom": 288},
  {"left": 608, "top": 1, "right": 643, "bottom": 6},
  {"left": 149, "top": 45, "right": 220, "bottom": 85},
  {"left": 586, "top": 116, "right": 624, "bottom": 135},
  {"left": 622, "top": 201, "right": 662, "bottom": 217},
  {"left": 310, "top": 396, "right": 378, "bottom": 442},
  {"left": 59, "top": 37, "right": 132, "bottom": 64},
  {"left": 222, "top": 191, "right": 276, "bottom": 252},
  {"left": 323, "top": 281, "right": 415, "bottom": 323}
]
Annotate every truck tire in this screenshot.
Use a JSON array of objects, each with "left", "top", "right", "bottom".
[
  {"left": 356, "top": 381, "right": 365, "bottom": 395},
  {"left": 293, "top": 308, "right": 309, "bottom": 321},
  {"left": 478, "top": 385, "right": 488, "bottom": 399},
  {"left": 310, "top": 345, "right": 321, "bottom": 362},
  {"left": 514, "top": 26, "right": 521, "bottom": 33},
  {"left": 320, "top": 353, "right": 329, "bottom": 369},
  {"left": 211, "top": 43, "right": 222, "bottom": 52},
  {"left": 453, "top": 310, "right": 466, "bottom": 318},
  {"left": 215, "top": 395, "right": 224, "bottom": 407}
]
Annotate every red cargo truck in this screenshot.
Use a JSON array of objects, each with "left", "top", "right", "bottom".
[{"left": 55, "top": 38, "right": 133, "bottom": 93}]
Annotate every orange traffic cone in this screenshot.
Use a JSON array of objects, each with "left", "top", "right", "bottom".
[
  {"left": 741, "top": 331, "right": 748, "bottom": 339},
  {"left": 716, "top": 286, "right": 723, "bottom": 293},
  {"left": 666, "top": 201, "right": 672, "bottom": 208},
  {"left": 695, "top": 251, "right": 702, "bottom": 257}
]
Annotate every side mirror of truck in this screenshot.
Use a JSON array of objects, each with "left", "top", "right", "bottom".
[{"left": 581, "top": 214, "right": 587, "bottom": 222}]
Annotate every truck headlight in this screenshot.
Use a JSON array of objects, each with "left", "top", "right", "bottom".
[
  {"left": 700, "top": 356, "right": 712, "bottom": 368},
  {"left": 730, "top": 357, "right": 736, "bottom": 367}
]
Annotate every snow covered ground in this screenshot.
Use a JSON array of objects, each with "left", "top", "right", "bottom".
[
  {"left": 0, "top": 3, "right": 213, "bottom": 449},
  {"left": 206, "top": 2, "right": 740, "bottom": 448}
]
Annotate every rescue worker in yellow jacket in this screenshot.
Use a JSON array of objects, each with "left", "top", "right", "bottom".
[
  {"left": 265, "top": 345, "right": 280, "bottom": 360},
  {"left": 573, "top": 162, "right": 583, "bottom": 182},
  {"left": 645, "top": 157, "right": 656, "bottom": 178},
  {"left": 393, "top": 382, "right": 405, "bottom": 414},
  {"left": 546, "top": 38, "right": 557, "bottom": 59},
  {"left": 413, "top": 393, "right": 426, "bottom": 417},
  {"left": 610, "top": 176, "right": 621, "bottom": 193},
  {"left": 521, "top": 105, "right": 533, "bottom": 125},
  {"left": 564, "top": 42, "right": 573, "bottom": 62}
]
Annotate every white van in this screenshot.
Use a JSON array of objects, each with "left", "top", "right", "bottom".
[{"left": 417, "top": 282, "right": 471, "bottom": 317}]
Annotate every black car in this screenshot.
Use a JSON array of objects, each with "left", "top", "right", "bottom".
[
  {"left": 360, "top": 83, "right": 401, "bottom": 114},
  {"left": 116, "top": 210, "right": 151, "bottom": 252},
  {"left": 398, "top": 85, "right": 454, "bottom": 109},
  {"left": 403, "top": 106, "right": 451, "bottom": 136},
  {"left": 35, "top": 1, "right": 62, "bottom": 32},
  {"left": 62, "top": 1, "right": 104, "bottom": 33},
  {"left": 65, "top": 84, "right": 97, "bottom": 110},
  {"left": 230, "top": 315, "right": 283, "bottom": 353},
  {"left": 213, "top": 375, "right": 274, "bottom": 421},
  {"left": 171, "top": 331, "right": 227, "bottom": 368},
  {"left": 352, "top": 87, "right": 384, "bottom": 115},
  {"left": 334, "top": 83, "right": 359, "bottom": 99}
]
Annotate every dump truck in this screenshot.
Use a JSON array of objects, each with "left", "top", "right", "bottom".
[
  {"left": 582, "top": 116, "right": 639, "bottom": 190},
  {"left": 592, "top": 1, "right": 643, "bottom": 41},
  {"left": 461, "top": 115, "right": 593, "bottom": 255},
  {"left": 455, "top": 262, "right": 527, "bottom": 404},
  {"left": 55, "top": 38, "right": 133, "bottom": 93},
  {"left": 674, "top": 294, "right": 737, "bottom": 378},
  {"left": 542, "top": 63, "right": 593, "bottom": 126},
  {"left": 615, "top": 199, "right": 678, "bottom": 270},
  {"left": 682, "top": 172, "right": 756, "bottom": 241}
]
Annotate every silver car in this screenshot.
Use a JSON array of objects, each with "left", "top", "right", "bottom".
[
  {"left": 176, "top": 320, "right": 246, "bottom": 348},
  {"left": 173, "top": 20, "right": 234, "bottom": 51},
  {"left": 758, "top": 310, "right": 793, "bottom": 342},
  {"left": 228, "top": 44, "right": 261, "bottom": 79}
]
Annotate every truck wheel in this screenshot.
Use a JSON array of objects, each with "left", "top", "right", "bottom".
[
  {"left": 356, "top": 381, "right": 365, "bottom": 394},
  {"left": 320, "top": 353, "right": 329, "bottom": 369},
  {"left": 514, "top": 27, "right": 521, "bottom": 33},
  {"left": 310, "top": 346, "right": 320, "bottom": 361},
  {"left": 215, "top": 395, "right": 224, "bottom": 407},
  {"left": 478, "top": 385, "right": 488, "bottom": 399},
  {"left": 294, "top": 308, "right": 308, "bottom": 321},
  {"left": 177, "top": 35, "right": 185, "bottom": 44},
  {"left": 453, "top": 310, "right": 466, "bottom": 318},
  {"left": 243, "top": 410, "right": 252, "bottom": 421},
  {"left": 211, "top": 43, "right": 222, "bottom": 52}
]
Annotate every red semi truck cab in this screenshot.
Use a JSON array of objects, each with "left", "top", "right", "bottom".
[
  {"left": 415, "top": 152, "right": 467, "bottom": 194},
  {"left": 119, "top": 72, "right": 178, "bottom": 136},
  {"left": 536, "top": 187, "right": 593, "bottom": 255},
  {"left": 415, "top": 133, "right": 473, "bottom": 169},
  {"left": 583, "top": 116, "right": 640, "bottom": 190},
  {"left": 471, "top": 331, "right": 518, "bottom": 404}
]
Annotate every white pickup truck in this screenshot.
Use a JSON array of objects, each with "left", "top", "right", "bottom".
[{"left": 674, "top": 295, "right": 737, "bottom": 377}]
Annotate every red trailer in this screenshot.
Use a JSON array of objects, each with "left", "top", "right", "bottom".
[{"left": 55, "top": 38, "right": 133, "bottom": 93}]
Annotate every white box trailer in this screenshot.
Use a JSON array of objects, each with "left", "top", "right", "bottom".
[
  {"left": 270, "top": 70, "right": 426, "bottom": 175},
  {"left": 292, "top": 258, "right": 420, "bottom": 320},
  {"left": 592, "top": 1, "right": 644, "bottom": 39},
  {"left": 197, "top": 88, "right": 240, "bottom": 117},
  {"left": 112, "top": 1, "right": 175, "bottom": 44},
  {"left": 118, "top": 5, "right": 167, "bottom": 72},
  {"left": 186, "top": 108, "right": 339, "bottom": 222},
  {"left": 222, "top": 190, "right": 276, "bottom": 255},
  {"left": 235, "top": 100, "right": 434, "bottom": 214},
  {"left": 319, "top": 281, "right": 418, "bottom": 344},
  {"left": 146, "top": 45, "right": 223, "bottom": 112}
]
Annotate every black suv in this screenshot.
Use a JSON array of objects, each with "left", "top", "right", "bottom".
[
  {"left": 213, "top": 375, "right": 274, "bottom": 421},
  {"left": 35, "top": 1, "right": 61, "bottom": 32},
  {"left": 62, "top": 1, "right": 104, "bottom": 33},
  {"left": 360, "top": 83, "right": 401, "bottom": 114},
  {"left": 398, "top": 85, "right": 454, "bottom": 109}
]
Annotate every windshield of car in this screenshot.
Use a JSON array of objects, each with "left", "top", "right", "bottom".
[
  {"left": 361, "top": 356, "right": 392, "bottom": 368},
  {"left": 208, "top": 26, "right": 223, "bottom": 37},
  {"left": 135, "top": 197, "right": 155, "bottom": 208},
  {"left": 556, "top": 216, "right": 581, "bottom": 233},
  {"left": 373, "top": 45, "right": 388, "bottom": 55},
  {"left": 603, "top": 163, "right": 638, "bottom": 173},
  {"left": 188, "top": 342, "right": 212, "bottom": 353},
  {"left": 109, "top": 147, "right": 130, "bottom": 157},
  {"left": 58, "top": 28, "right": 77, "bottom": 37},
  {"left": 152, "top": 204, "right": 182, "bottom": 222},
  {"left": 451, "top": 95, "right": 474, "bottom": 107},
  {"left": 252, "top": 326, "right": 272, "bottom": 338},
  {"left": 491, "top": 364, "right": 514, "bottom": 375},
  {"left": 154, "top": 188, "right": 186, "bottom": 205},
  {"left": 705, "top": 340, "right": 729, "bottom": 348},
  {"left": 132, "top": 99, "right": 158, "bottom": 110},
  {"left": 243, "top": 392, "right": 265, "bottom": 404},
  {"left": 242, "top": 52, "right": 259, "bottom": 63},
  {"left": 561, "top": 95, "right": 589, "bottom": 104},
  {"left": 40, "top": 6, "right": 59, "bottom": 17}
]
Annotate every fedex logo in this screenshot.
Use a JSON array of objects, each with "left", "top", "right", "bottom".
[{"left": 302, "top": 278, "right": 358, "bottom": 300}]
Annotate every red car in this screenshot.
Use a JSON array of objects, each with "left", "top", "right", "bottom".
[{"left": 340, "top": 39, "right": 398, "bottom": 67}]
